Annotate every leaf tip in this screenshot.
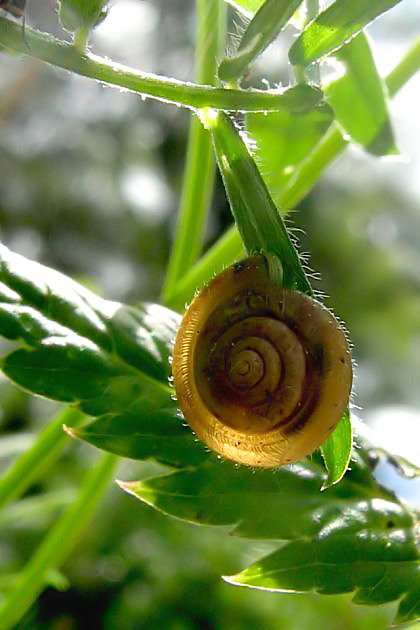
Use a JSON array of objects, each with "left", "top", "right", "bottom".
[
  {"left": 116, "top": 478, "right": 135, "bottom": 492},
  {"left": 221, "top": 573, "right": 241, "bottom": 586},
  {"left": 63, "top": 424, "right": 77, "bottom": 438},
  {"left": 115, "top": 478, "right": 145, "bottom": 499},
  {"left": 321, "top": 462, "right": 349, "bottom": 490}
]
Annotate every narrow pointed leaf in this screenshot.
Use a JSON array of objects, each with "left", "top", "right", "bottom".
[
  {"left": 219, "top": 0, "right": 304, "bottom": 82},
  {"left": 321, "top": 409, "right": 352, "bottom": 487},
  {"left": 324, "top": 33, "right": 397, "bottom": 156},
  {"left": 204, "top": 110, "right": 312, "bottom": 293},
  {"left": 289, "top": 0, "right": 403, "bottom": 66},
  {"left": 0, "top": 245, "right": 113, "bottom": 350},
  {"left": 73, "top": 376, "right": 208, "bottom": 466}
]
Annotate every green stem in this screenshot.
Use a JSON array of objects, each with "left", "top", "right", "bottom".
[
  {"left": 386, "top": 37, "right": 420, "bottom": 96},
  {"left": 73, "top": 26, "right": 89, "bottom": 52},
  {"left": 161, "top": 0, "right": 223, "bottom": 303},
  {"left": 281, "top": 120, "right": 345, "bottom": 208},
  {"left": 0, "top": 452, "right": 118, "bottom": 630},
  {"left": 0, "top": 569, "right": 67, "bottom": 594},
  {"left": 292, "top": 63, "right": 306, "bottom": 84},
  {"left": 0, "top": 407, "right": 83, "bottom": 512},
  {"left": 0, "top": 17, "right": 321, "bottom": 113},
  {"left": 166, "top": 38, "right": 420, "bottom": 309}
]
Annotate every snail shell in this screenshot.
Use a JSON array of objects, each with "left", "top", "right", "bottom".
[{"left": 172, "top": 256, "right": 352, "bottom": 468}]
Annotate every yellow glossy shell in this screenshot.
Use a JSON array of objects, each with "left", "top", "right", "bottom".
[{"left": 172, "top": 256, "right": 352, "bottom": 468}]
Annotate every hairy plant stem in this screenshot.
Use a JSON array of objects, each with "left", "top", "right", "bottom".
[
  {"left": 0, "top": 17, "right": 321, "bottom": 113},
  {"left": 73, "top": 26, "right": 90, "bottom": 52}
]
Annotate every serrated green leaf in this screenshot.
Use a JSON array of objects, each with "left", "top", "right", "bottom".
[
  {"left": 0, "top": 244, "right": 179, "bottom": 384},
  {"left": 0, "top": 244, "right": 112, "bottom": 350},
  {"left": 0, "top": 244, "right": 197, "bottom": 467},
  {"left": 321, "top": 409, "right": 352, "bottom": 487},
  {"left": 74, "top": 409, "right": 209, "bottom": 468},
  {"left": 246, "top": 105, "right": 333, "bottom": 207},
  {"left": 58, "top": 0, "right": 108, "bottom": 33},
  {"left": 219, "top": 0, "right": 304, "bottom": 82},
  {"left": 74, "top": 372, "right": 208, "bottom": 467},
  {"left": 2, "top": 344, "right": 123, "bottom": 402},
  {"left": 227, "top": 527, "right": 420, "bottom": 624},
  {"left": 122, "top": 443, "right": 419, "bottom": 620},
  {"left": 121, "top": 455, "right": 409, "bottom": 540},
  {"left": 324, "top": 33, "right": 397, "bottom": 156},
  {"left": 289, "top": 0, "right": 403, "bottom": 66},
  {"left": 106, "top": 303, "right": 178, "bottom": 382},
  {"left": 78, "top": 374, "right": 169, "bottom": 417}
]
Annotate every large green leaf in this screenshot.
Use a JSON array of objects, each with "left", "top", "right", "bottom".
[
  {"left": 0, "top": 245, "right": 178, "bottom": 380},
  {"left": 289, "top": 0, "right": 403, "bottom": 66},
  {"left": 219, "top": 0, "right": 304, "bottom": 82},
  {"left": 120, "top": 452, "right": 408, "bottom": 540},
  {"left": 0, "top": 244, "right": 206, "bottom": 467},
  {"left": 1, "top": 343, "right": 122, "bottom": 403},
  {"left": 121, "top": 453, "right": 419, "bottom": 623},
  {"left": 71, "top": 409, "right": 208, "bottom": 468},
  {"left": 324, "top": 32, "right": 397, "bottom": 156},
  {"left": 227, "top": 527, "right": 420, "bottom": 624}
]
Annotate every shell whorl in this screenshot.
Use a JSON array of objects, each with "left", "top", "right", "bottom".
[{"left": 172, "top": 256, "right": 352, "bottom": 468}]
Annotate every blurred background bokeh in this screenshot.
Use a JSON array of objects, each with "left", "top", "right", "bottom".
[{"left": 0, "top": 1, "right": 419, "bottom": 627}]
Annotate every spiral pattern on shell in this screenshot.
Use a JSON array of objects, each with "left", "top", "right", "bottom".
[{"left": 172, "top": 256, "right": 352, "bottom": 468}]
